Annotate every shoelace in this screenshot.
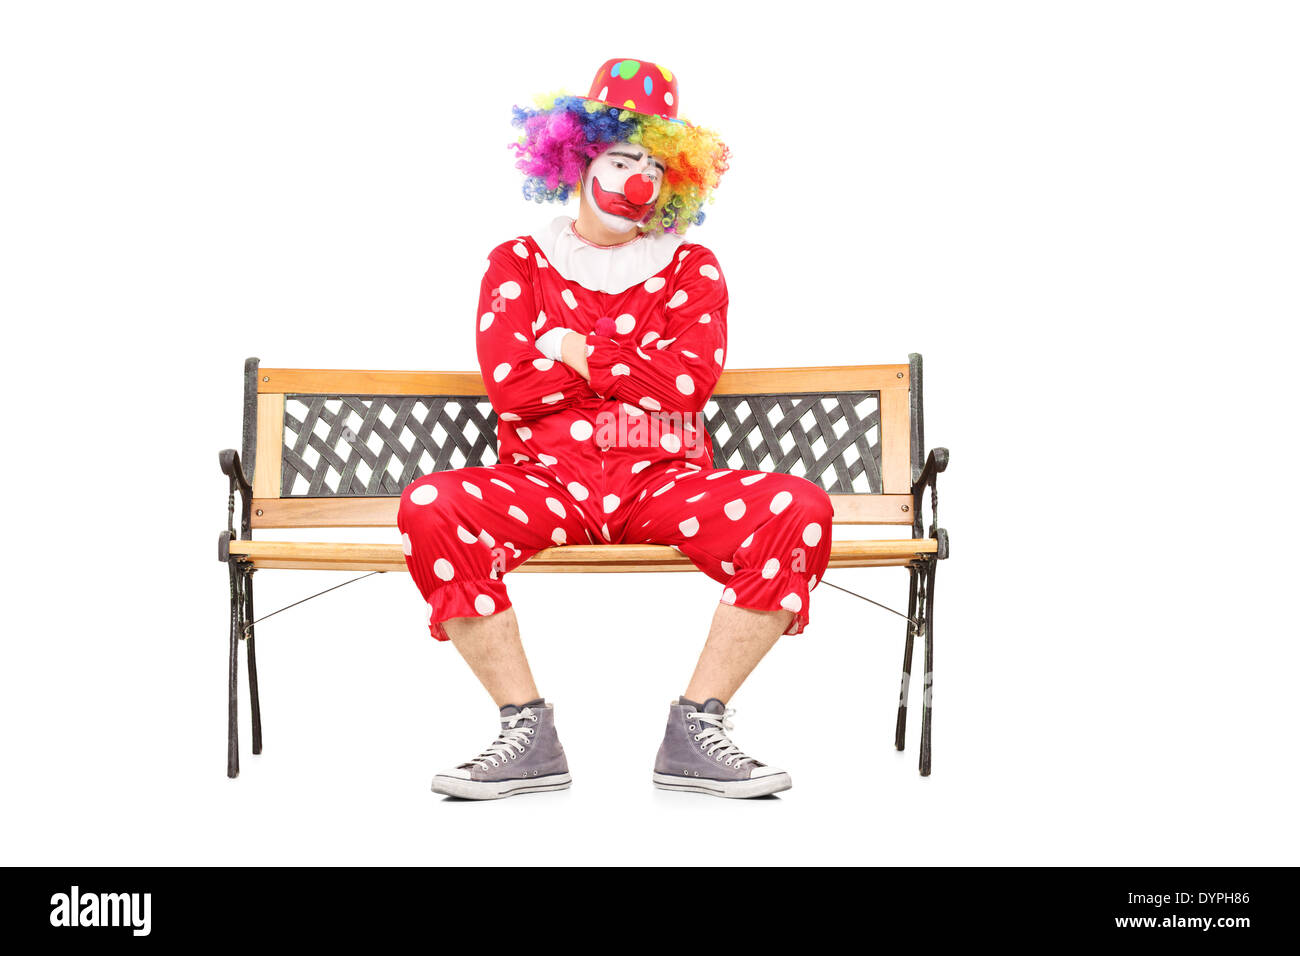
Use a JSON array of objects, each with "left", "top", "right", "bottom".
[
  {"left": 689, "top": 708, "right": 756, "bottom": 768},
  {"left": 461, "top": 708, "right": 537, "bottom": 770}
]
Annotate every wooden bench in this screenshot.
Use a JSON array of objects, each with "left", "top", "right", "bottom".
[{"left": 217, "top": 355, "right": 950, "bottom": 779}]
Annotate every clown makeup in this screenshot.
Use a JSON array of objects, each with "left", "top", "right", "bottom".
[{"left": 581, "top": 142, "right": 667, "bottom": 231}]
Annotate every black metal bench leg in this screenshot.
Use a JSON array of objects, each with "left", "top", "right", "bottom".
[
  {"left": 227, "top": 560, "right": 241, "bottom": 778},
  {"left": 243, "top": 568, "right": 262, "bottom": 756},
  {"left": 919, "top": 558, "right": 936, "bottom": 777},
  {"left": 894, "top": 565, "right": 920, "bottom": 751}
]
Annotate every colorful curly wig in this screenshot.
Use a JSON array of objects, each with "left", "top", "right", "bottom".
[{"left": 509, "top": 91, "right": 731, "bottom": 235}]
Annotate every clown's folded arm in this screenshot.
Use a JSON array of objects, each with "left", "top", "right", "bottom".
[
  {"left": 476, "top": 242, "right": 599, "bottom": 422},
  {"left": 584, "top": 247, "right": 728, "bottom": 415}
]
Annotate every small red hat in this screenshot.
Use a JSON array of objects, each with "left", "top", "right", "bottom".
[{"left": 585, "top": 58, "right": 687, "bottom": 124}]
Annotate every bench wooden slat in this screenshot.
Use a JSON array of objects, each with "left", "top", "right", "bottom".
[
  {"left": 247, "top": 493, "right": 916, "bottom": 529},
  {"left": 256, "top": 364, "right": 909, "bottom": 396},
  {"left": 226, "top": 538, "right": 937, "bottom": 573}
]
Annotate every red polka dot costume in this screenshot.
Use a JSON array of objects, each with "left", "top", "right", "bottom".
[{"left": 398, "top": 215, "right": 834, "bottom": 641}]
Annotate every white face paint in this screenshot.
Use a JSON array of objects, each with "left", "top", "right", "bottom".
[{"left": 581, "top": 142, "right": 667, "bottom": 232}]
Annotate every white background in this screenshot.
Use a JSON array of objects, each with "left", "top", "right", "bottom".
[{"left": 2, "top": 1, "right": 1296, "bottom": 865}]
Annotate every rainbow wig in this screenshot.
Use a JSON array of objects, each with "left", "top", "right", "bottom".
[{"left": 509, "top": 91, "right": 731, "bottom": 235}]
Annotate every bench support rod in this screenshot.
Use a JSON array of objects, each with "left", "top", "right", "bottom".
[
  {"left": 244, "top": 567, "right": 262, "bottom": 756},
  {"left": 227, "top": 559, "right": 241, "bottom": 778}
]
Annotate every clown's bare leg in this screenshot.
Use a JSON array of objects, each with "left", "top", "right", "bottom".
[
  {"left": 442, "top": 608, "right": 540, "bottom": 708},
  {"left": 683, "top": 605, "right": 794, "bottom": 704}
]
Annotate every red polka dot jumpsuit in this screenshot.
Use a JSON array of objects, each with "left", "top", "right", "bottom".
[{"left": 398, "top": 217, "right": 833, "bottom": 641}]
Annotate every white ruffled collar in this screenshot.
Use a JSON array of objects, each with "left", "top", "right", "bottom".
[{"left": 530, "top": 215, "right": 686, "bottom": 294}]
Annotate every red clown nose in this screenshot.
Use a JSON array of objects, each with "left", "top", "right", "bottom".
[{"left": 622, "top": 173, "right": 655, "bottom": 205}]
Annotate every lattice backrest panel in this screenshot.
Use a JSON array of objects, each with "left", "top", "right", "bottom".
[{"left": 277, "top": 391, "right": 881, "bottom": 497}]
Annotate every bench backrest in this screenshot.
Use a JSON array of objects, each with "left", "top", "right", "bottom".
[{"left": 238, "top": 357, "right": 927, "bottom": 529}]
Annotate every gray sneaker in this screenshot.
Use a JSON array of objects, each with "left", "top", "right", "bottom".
[
  {"left": 652, "top": 697, "right": 792, "bottom": 798},
  {"left": 431, "top": 699, "right": 572, "bottom": 800}
]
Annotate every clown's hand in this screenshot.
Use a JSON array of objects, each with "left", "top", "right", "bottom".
[{"left": 535, "top": 327, "right": 579, "bottom": 362}]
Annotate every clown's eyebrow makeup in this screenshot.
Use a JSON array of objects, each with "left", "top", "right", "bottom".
[{"left": 607, "top": 149, "right": 666, "bottom": 175}]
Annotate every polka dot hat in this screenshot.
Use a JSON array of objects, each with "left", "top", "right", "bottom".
[{"left": 584, "top": 57, "right": 690, "bottom": 126}]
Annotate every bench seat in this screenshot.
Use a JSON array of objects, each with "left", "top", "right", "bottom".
[{"left": 225, "top": 537, "right": 940, "bottom": 573}]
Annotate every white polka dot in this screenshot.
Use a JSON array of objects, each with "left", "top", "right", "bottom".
[
  {"left": 493, "top": 363, "right": 511, "bottom": 382},
  {"left": 434, "top": 559, "right": 455, "bottom": 581},
  {"left": 741, "top": 473, "right": 766, "bottom": 486},
  {"left": 667, "top": 290, "right": 688, "bottom": 308},
  {"left": 410, "top": 484, "right": 437, "bottom": 505},
  {"left": 682, "top": 350, "right": 697, "bottom": 358},
  {"left": 721, "top": 561, "right": 735, "bottom": 575},
  {"left": 533, "top": 358, "right": 554, "bottom": 371},
  {"left": 780, "top": 593, "right": 803, "bottom": 612},
  {"left": 809, "top": 574, "right": 818, "bottom": 590},
  {"left": 715, "top": 348, "right": 724, "bottom": 365},
  {"left": 770, "top": 491, "right": 793, "bottom": 514},
  {"left": 479, "top": 312, "right": 494, "bottom": 331},
  {"left": 598, "top": 85, "right": 608, "bottom": 100},
  {"left": 512, "top": 453, "right": 530, "bottom": 464},
  {"left": 567, "top": 482, "right": 589, "bottom": 501},
  {"left": 665, "top": 91, "right": 675, "bottom": 107},
  {"left": 631, "top": 460, "right": 652, "bottom": 474},
  {"left": 474, "top": 594, "right": 496, "bottom": 616},
  {"left": 512, "top": 242, "right": 528, "bottom": 258},
  {"left": 611, "top": 363, "right": 631, "bottom": 376},
  {"left": 498, "top": 281, "right": 521, "bottom": 299},
  {"left": 803, "top": 523, "right": 823, "bottom": 546},
  {"left": 570, "top": 420, "right": 594, "bottom": 441},
  {"left": 699, "top": 263, "right": 719, "bottom": 280},
  {"left": 514, "top": 332, "right": 527, "bottom": 342},
  {"left": 641, "top": 396, "right": 661, "bottom": 411},
  {"left": 724, "top": 499, "right": 746, "bottom": 521},
  {"left": 615, "top": 314, "right": 637, "bottom": 334},
  {"left": 622, "top": 402, "right": 644, "bottom": 416},
  {"left": 456, "top": 526, "right": 478, "bottom": 544},
  {"left": 641, "top": 331, "right": 659, "bottom": 347},
  {"left": 686, "top": 492, "right": 706, "bottom": 503},
  {"left": 535, "top": 253, "right": 549, "bottom": 268},
  {"left": 653, "top": 481, "right": 676, "bottom": 497},
  {"left": 525, "top": 475, "right": 548, "bottom": 487},
  {"left": 586, "top": 344, "right": 595, "bottom": 357},
  {"left": 721, "top": 587, "right": 737, "bottom": 605},
  {"left": 401, "top": 532, "right": 412, "bottom": 555},
  {"left": 698, "top": 313, "right": 711, "bottom": 324},
  {"left": 644, "top": 276, "right": 666, "bottom": 293},
  {"left": 676, "top": 374, "right": 695, "bottom": 395},
  {"left": 603, "top": 494, "right": 620, "bottom": 514},
  {"left": 537, "top": 453, "right": 558, "bottom": 466},
  {"left": 545, "top": 498, "right": 566, "bottom": 518},
  {"left": 762, "top": 558, "right": 780, "bottom": 579},
  {"left": 532, "top": 312, "right": 547, "bottom": 332},
  {"left": 705, "top": 470, "right": 731, "bottom": 480},
  {"left": 462, "top": 480, "right": 482, "bottom": 499},
  {"left": 490, "top": 478, "right": 514, "bottom": 492},
  {"left": 660, "top": 433, "right": 682, "bottom": 453},
  {"left": 741, "top": 533, "right": 755, "bottom": 548},
  {"left": 541, "top": 392, "right": 563, "bottom": 404},
  {"left": 499, "top": 412, "right": 520, "bottom": 421},
  {"left": 479, "top": 530, "right": 495, "bottom": 548},
  {"left": 679, "top": 516, "right": 700, "bottom": 537},
  {"left": 508, "top": 505, "right": 528, "bottom": 523},
  {"left": 516, "top": 426, "right": 532, "bottom": 441},
  {"left": 656, "top": 337, "right": 676, "bottom": 350},
  {"left": 551, "top": 527, "right": 566, "bottom": 545},
  {"left": 636, "top": 348, "right": 652, "bottom": 361},
  {"left": 562, "top": 289, "right": 578, "bottom": 309}
]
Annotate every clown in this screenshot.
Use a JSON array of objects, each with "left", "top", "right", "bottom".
[{"left": 398, "top": 58, "right": 834, "bottom": 800}]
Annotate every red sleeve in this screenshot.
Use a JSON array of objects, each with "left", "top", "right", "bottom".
[
  {"left": 585, "top": 245, "right": 728, "bottom": 415},
  {"left": 476, "top": 241, "right": 598, "bottom": 422}
]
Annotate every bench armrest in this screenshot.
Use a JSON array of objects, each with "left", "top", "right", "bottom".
[
  {"left": 910, "top": 447, "right": 949, "bottom": 559},
  {"left": 219, "top": 449, "right": 253, "bottom": 559}
]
